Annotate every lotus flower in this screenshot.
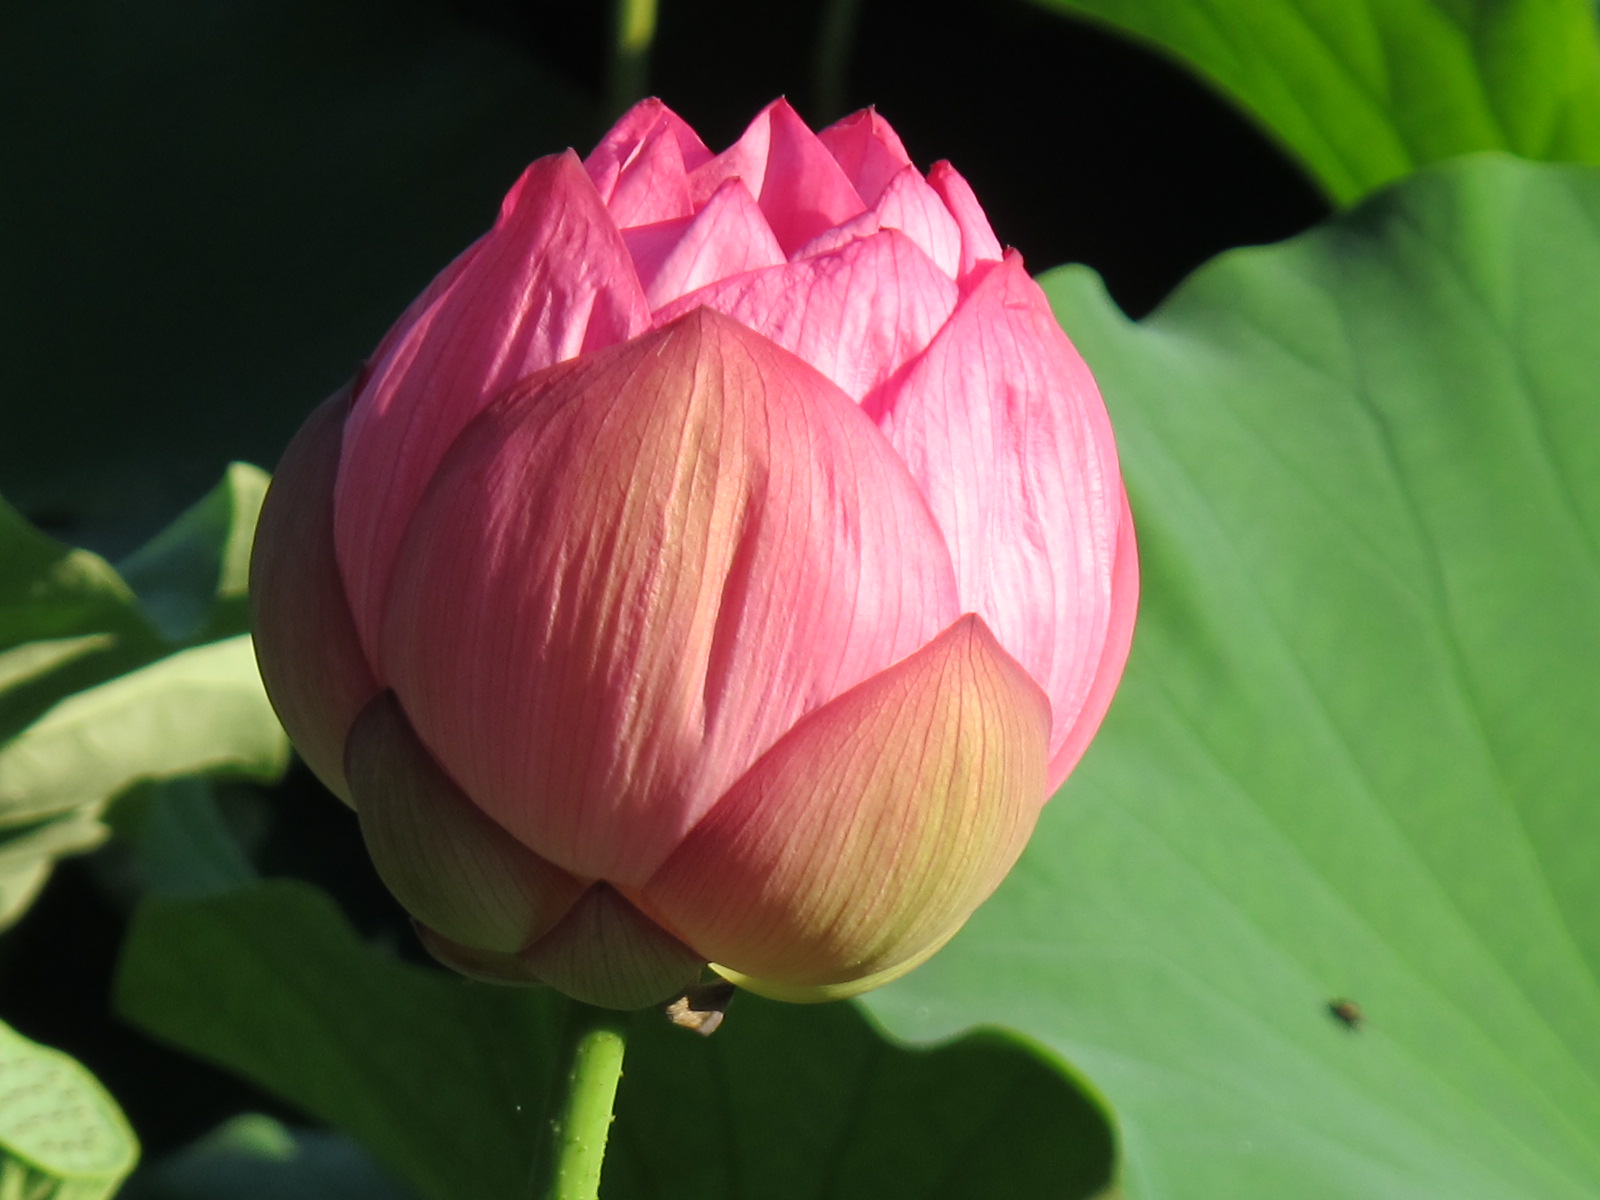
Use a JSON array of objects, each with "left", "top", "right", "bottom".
[{"left": 250, "top": 98, "right": 1137, "bottom": 1008}]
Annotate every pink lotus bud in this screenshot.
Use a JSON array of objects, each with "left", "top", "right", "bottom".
[{"left": 250, "top": 99, "right": 1137, "bottom": 1009}]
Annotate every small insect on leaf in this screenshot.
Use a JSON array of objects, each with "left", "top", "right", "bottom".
[{"left": 1327, "top": 998, "right": 1364, "bottom": 1031}]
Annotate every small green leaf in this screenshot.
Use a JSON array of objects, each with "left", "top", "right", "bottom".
[
  {"left": 118, "top": 463, "right": 270, "bottom": 644},
  {"left": 0, "top": 634, "right": 285, "bottom": 931},
  {"left": 0, "top": 635, "right": 287, "bottom": 827},
  {"left": 106, "top": 778, "right": 259, "bottom": 900},
  {"left": 0, "top": 1017, "right": 138, "bottom": 1200},
  {"left": 0, "top": 811, "right": 109, "bottom": 931},
  {"left": 124, "top": 1115, "right": 412, "bottom": 1200},
  {"left": 1030, "top": 0, "right": 1600, "bottom": 203},
  {"left": 865, "top": 156, "right": 1600, "bottom": 1199},
  {"left": 0, "top": 499, "right": 160, "bottom": 746},
  {"left": 116, "top": 881, "right": 1115, "bottom": 1200},
  {"left": 0, "top": 471, "right": 289, "bottom": 931},
  {"left": 0, "top": 496, "right": 151, "bottom": 654}
]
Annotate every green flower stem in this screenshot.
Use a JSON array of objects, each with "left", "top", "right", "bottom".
[
  {"left": 812, "top": 0, "right": 861, "bottom": 123},
  {"left": 532, "top": 1003, "right": 630, "bottom": 1200},
  {"left": 606, "top": 0, "right": 659, "bottom": 121}
]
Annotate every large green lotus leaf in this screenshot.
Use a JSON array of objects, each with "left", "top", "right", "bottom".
[
  {"left": 609, "top": 990, "right": 1110, "bottom": 1198},
  {"left": 864, "top": 155, "right": 1600, "bottom": 1199},
  {"left": 0, "top": 1016, "right": 138, "bottom": 1200},
  {"left": 1029, "top": 0, "right": 1600, "bottom": 204},
  {"left": 116, "top": 881, "right": 1114, "bottom": 1200},
  {"left": 116, "top": 883, "right": 556, "bottom": 1200}
]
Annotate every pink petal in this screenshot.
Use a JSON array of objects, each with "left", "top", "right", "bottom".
[
  {"left": 790, "top": 208, "right": 880, "bottom": 259},
  {"left": 334, "top": 152, "right": 651, "bottom": 664},
  {"left": 865, "top": 252, "right": 1126, "bottom": 769},
  {"left": 379, "top": 309, "right": 960, "bottom": 885},
  {"left": 652, "top": 228, "right": 958, "bottom": 403},
  {"left": 248, "top": 386, "right": 379, "bottom": 803},
  {"left": 927, "top": 161, "right": 1004, "bottom": 278},
  {"left": 871, "top": 165, "right": 962, "bottom": 279},
  {"left": 818, "top": 107, "right": 915, "bottom": 206},
  {"left": 1048, "top": 486, "right": 1138, "bottom": 791},
  {"left": 344, "top": 691, "right": 585, "bottom": 953},
  {"left": 584, "top": 98, "right": 711, "bottom": 228},
  {"left": 641, "top": 615, "right": 1051, "bottom": 1001},
  {"left": 789, "top": 165, "right": 961, "bottom": 278},
  {"left": 689, "top": 98, "right": 866, "bottom": 257},
  {"left": 623, "top": 178, "right": 785, "bottom": 310}
]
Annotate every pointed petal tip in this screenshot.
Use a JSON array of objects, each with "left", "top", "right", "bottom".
[
  {"left": 498, "top": 149, "right": 584, "bottom": 222},
  {"left": 926, "top": 162, "right": 1004, "bottom": 274},
  {"left": 692, "top": 98, "right": 867, "bottom": 255},
  {"left": 334, "top": 146, "right": 650, "bottom": 656},
  {"left": 647, "top": 299, "right": 813, "bottom": 371}
]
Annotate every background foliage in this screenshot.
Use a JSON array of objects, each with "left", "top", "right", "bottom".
[{"left": 3, "top": 0, "right": 1598, "bottom": 1197}]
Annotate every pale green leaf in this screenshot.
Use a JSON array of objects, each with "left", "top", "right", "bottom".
[
  {"left": 0, "top": 1017, "right": 137, "bottom": 1200},
  {"left": 1032, "top": 0, "right": 1600, "bottom": 202},
  {"left": 119, "top": 463, "right": 270, "bottom": 644}
]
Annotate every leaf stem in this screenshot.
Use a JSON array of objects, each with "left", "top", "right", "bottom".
[
  {"left": 606, "top": 0, "right": 659, "bottom": 121},
  {"left": 531, "top": 1002, "right": 630, "bottom": 1200}
]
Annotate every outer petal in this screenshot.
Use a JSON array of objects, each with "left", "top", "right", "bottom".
[
  {"left": 583, "top": 98, "right": 711, "bottom": 228},
  {"left": 652, "top": 229, "right": 958, "bottom": 403},
  {"left": 1048, "top": 487, "right": 1138, "bottom": 790},
  {"left": 688, "top": 99, "right": 865, "bottom": 257},
  {"left": 516, "top": 885, "right": 704, "bottom": 1008},
  {"left": 865, "top": 252, "right": 1126, "bottom": 772},
  {"left": 640, "top": 615, "right": 1051, "bottom": 1001},
  {"left": 818, "top": 107, "right": 915, "bottom": 206},
  {"left": 927, "top": 161, "right": 1004, "bottom": 280},
  {"left": 380, "top": 309, "right": 960, "bottom": 884},
  {"left": 344, "top": 691, "right": 585, "bottom": 953},
  {"left": 623, "top": 178, "right": 785, "bottom": 310},
  {"left": 335, "top": 152, "right": 652, "bottom": 664},
  {"left": 248, "top": 386, "right": 378, "bottom": 803},
  {"left": 417, "top": 885, "right": 704, "bottom": 1009}
]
